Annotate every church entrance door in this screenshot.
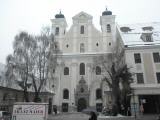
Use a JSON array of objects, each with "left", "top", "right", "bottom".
[{"left": 77, "top": 98, "right": 87, "bottom": 112}]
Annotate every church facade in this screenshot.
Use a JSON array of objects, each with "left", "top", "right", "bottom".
[{"left": 50, "top": 9, "right": 160, "bottom": 114}]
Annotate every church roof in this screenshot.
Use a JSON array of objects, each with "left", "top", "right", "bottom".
[
  {"left": 55, "top": 11, "right": 65, "bottom": 18},
  {"left": 102, "top": 8, "right": 112, "bottom": 16},
  {"left": 72, "top": 11, "right": 93, "bottom": 20},
  {"left": 119, "top": 22, "right": 160, "bottom": 48}
]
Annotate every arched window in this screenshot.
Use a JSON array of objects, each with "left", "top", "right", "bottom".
[
  {"left": 55, "top": 27, "right": 59, "bottom": 35},
  {"left": 80, "top": 63, "right": 85, "bottom": 75},
  {"left": 96, "top": 66, "right": 101, "bottom": 75},
  {"left": 107, "top": 24, "right": 111, "bottom": 32},
  {"left": 63, "top": 89, "right": 69, "bottom": 99},
  {"left": 80, "top": 43, "right": 85, "bottom": 53},
  {"left": 96, "top": 88, "right": 102, "bottom": 99},
  {"left": 80, "top": 25, "right": 84, "bottom": 34},
  {"left": 64, "top": 67, "right": 69, "bottom": 75}
]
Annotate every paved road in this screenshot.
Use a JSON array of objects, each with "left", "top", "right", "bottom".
[
  {"left": 48, "top": 113, "right": 159, "bottom": 120},
  {"left": 48, "top": 112, "right": 90, "bottom": 120},
  {"left": 136, "top": 114, "right": 159, "bottom": 120}
]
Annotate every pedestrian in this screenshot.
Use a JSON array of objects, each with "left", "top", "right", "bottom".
[
  {"left": 89, "top": 112, "right": 97, "bottom": 120},
  {"left": 121, "top": 105, "right": 125, "bottom": 115},
  {"left": 53, "top": 106, "right": 57, "bottom": 115},
  {"left": 140, "top": 104, "right": 144, "bottom": 115},
  {"left": 127, "top": 107, "right": 131, "bottom": 116}
]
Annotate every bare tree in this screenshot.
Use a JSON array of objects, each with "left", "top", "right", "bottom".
[
  {"left": 5, "top": 28, "right": 60, "bottom": 103},
  {"left": 93, "top": 44, "right": 133, "bottom": 115},
  {"left": 5, "top": 54, "right": 15, "bottom": 87},
  {"left": 5, "top": 32, "right": 35, "bottom": 102},
  {"left": 31, "top": 27, "right": 60, "bottom": 102}
]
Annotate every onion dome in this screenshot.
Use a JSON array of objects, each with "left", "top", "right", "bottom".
[
  {"left": 55, "top": 11, "right": 65, "bottom": 18},
  {"left": 102, "top": 8, "right": 112, "bottom": 16}
]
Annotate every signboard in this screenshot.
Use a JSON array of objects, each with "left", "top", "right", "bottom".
[{"left": 12, "top": 102, "right": 48, "bottom": 120}]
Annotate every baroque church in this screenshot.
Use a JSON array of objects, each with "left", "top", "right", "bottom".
[
  {"left": 51, "top": 8, "right": 115, "bottom": 112},
  {"left": 51, "top": 8, "right": 160, "bottom": 114}
]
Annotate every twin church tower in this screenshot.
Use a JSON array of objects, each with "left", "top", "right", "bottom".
[{"left": 50, "top": 8, "right": 116, "bottom": 112}]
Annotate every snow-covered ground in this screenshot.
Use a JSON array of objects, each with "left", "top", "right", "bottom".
[{"left": 98, "top": 114, "right": 134, "bottom": 120}]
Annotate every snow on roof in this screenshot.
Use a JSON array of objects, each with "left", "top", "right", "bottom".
[{"left": 119, "top": 22, "right": 160, "bottom": 47}]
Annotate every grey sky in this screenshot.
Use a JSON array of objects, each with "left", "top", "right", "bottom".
[{"left": 0, "top": 0, "right": 160, "bottom": 64}]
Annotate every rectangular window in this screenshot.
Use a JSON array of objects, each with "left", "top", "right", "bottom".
[
  {"left": 136, "top": 73, "right": 144, "bottom": 84},
  {"left": 156, "top": 72, "right": 160, "bottom": 83},
  {"left": 153, "top": 52, "right": 160, "bottom": 63},
  {"left": 107, "top": 24, "right": 111, "bottom": 32},
  {"left": 80, "top": 25, "right": 84, "bottom": 34},
  {"left": 134, "top": 53, "right": 141, "bottom": 63},
  {"left": 146, "top": 35, "right": 152, "bottom": 42},
  {"left": 55, "top": 27, "right": 59, "bottom": 35},
  {"left": 96, "top": 89, "right": 102, "bottom": 99},
  {"left": 96, "top": 103, "right": 102, "bottom": 112}
]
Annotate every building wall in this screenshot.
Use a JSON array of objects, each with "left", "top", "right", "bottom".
[
  {"left": 51, "top": 11, "right": 160, "bottom": 114},
  {"left": 54, "top": 55, "right": 105, "bottom": 111},
  {"left": 124, "top": 47, "right": 160, "bottom": 114},
  {"left": 51, "top": 11, "right": 116, "bottom": 112},
  {"left": 125, "top": 48, "right": 160, "bottom": 85},
  {"left": 0, "top": 86, "right": 53, "bottom": 113}
]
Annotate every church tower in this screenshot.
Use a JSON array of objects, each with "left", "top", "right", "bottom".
[
  {"left": 51, "top": 11, "right": 67, "bottom": 36},
  {"left": 51, "top": 11, "right": 67, "bottom": 49},
  {"left": 100, "top": 8, "right": 116, "bottom": 52}
]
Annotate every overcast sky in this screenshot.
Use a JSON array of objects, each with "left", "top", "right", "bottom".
[{"left": 0, "top": 0, "right": 160, "bottom": 64}]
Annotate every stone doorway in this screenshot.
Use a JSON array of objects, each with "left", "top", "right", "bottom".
[
  {"left": 77, "top": 98, "right": 87, "bottom": 112},
  {"left": 75, "top": 76, "right": 89, "bottom": 112},
  {"left": 62, "top": 103, "right": 68, "bottom": 112}
]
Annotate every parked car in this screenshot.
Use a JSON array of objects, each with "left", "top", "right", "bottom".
[{"left": 0, "top": 111, "right": 11, "bottom": 120}]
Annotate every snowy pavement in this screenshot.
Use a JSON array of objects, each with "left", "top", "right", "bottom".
[{"left": 48, "top": 112, "right": 159, "bottom": 120}]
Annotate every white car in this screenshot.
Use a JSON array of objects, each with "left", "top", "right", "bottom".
[{"left": 0, "top": 111, "right": 11, "bottom": 120}]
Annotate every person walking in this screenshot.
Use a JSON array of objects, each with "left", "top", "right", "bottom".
[
  {"left": 140, "top": 104, "right": 144, "bottom": 115},
  {"left": 89, "top": 112, "right": 97, "bottom": 120}
]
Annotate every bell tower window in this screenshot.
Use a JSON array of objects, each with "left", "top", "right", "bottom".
[
  {"left": 55, "top": 27, "right": 59, "bottom": 35},
  {"left": 80, "top": 25, "right": 84, "bottom": 34},
  {"left": 107, "top": 24, "right": 111, "bottom": 32}
]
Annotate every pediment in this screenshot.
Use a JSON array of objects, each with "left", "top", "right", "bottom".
[{"left": 72, "top": 11, "right": 93, "bottom": 20}]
